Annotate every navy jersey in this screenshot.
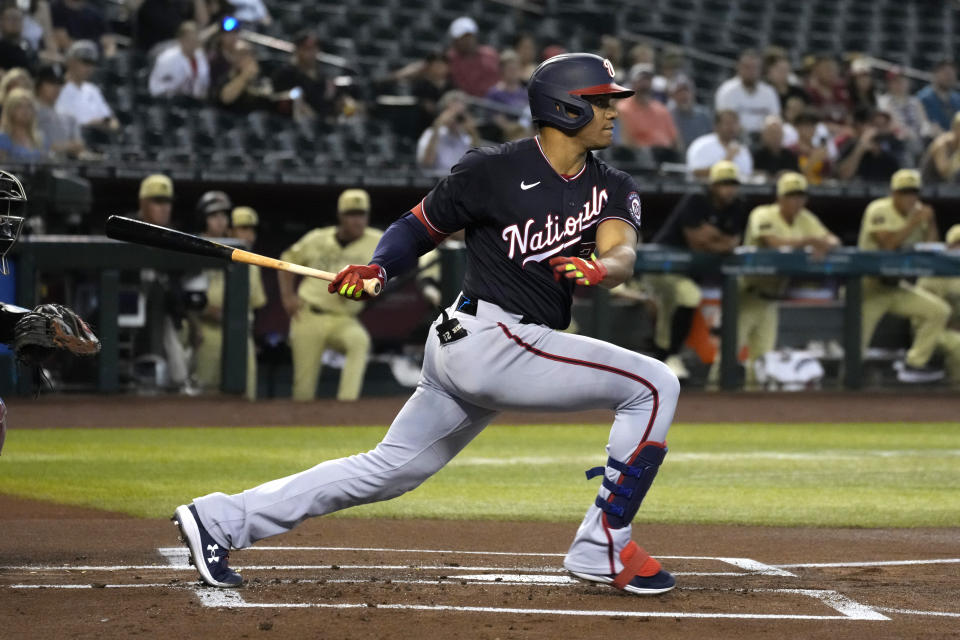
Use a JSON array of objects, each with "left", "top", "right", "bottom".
[
  {"left": 421, "top": 137, "right": 642, "bottom": 329},
  {"left": 652, "top": 192, "right": 747, "bottom": 248}
]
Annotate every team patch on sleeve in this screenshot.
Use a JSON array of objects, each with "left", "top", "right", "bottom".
[{"left": 626, "top": 191, "right": 642, "bottom": 225}]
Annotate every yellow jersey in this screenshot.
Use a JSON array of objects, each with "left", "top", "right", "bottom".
[
  {"left": 202, "top": 265, "right": 267, "bottom": 326},
  {"left": 857, "top": 197, "right": 928, "bottom": 251},
  {"left": 741, "top": 203, "right": 831, "bottom": 297},
  {"left": 281, "top": 226, "right": 383, "bottom": 313}
]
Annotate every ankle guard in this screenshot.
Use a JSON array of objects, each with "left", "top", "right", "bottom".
[{"left": 585, "top": 441, "right": 666, "bottom": 529}]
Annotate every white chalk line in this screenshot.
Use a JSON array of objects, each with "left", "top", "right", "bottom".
[
  {"left": 448, "top": 449, "right": 960, "bottom": 467},
  {"left": 194, "top": 587, "right": 889, "bottom": 621},
  {"left": 874, "top": 607, "right": 960, "bottom": 618},
  {"left": 776, "top": 558, "right": 960, "bottom": 569}
]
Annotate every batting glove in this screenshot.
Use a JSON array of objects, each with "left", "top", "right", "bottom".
[
  {"left": 328, "top": 263, "right": 385, "bottom": 300},
  {"left": 548, "top": 254, "right": 608, "bottom": 286}
]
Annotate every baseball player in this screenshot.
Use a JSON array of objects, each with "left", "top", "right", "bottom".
[
  {"left": 0, "top": 170, "right": 100, "bottom": 455},
  {"left": 737, "top": 172, "right": 839, "bottom": 383},
  {"left": 858, "top": 170, "right": 953, "bottom": 383},
  {"left": 916, "top": 224, "right": 960, "bottom": 384},
  {"left": 647, "top": 160, "right": 747, "bottom": 379},
  {"left": 194, "top": 205, "right": 267, "bottom": 400},
  {"left": 277, "top": 189, "right": 382, "bottom": 402},
  {"left": 175, "top": 53, "right": 680, "bottom": 596}
]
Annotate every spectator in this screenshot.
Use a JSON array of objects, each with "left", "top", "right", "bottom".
[
  {"left": 446, "top": 16, "right": 499, "bottom": 97},
  {"left": 50, "top": 0, "right": 113, "bottom": 57},
  {"left": 836, "top": 107, "right": 902, "bottom": 182},
  {"left": 272, "top": 30, "right": 336, "bottom": 120},
  {"left": 34, "top": 63, "right": 85, "bottom": 158},
  {"left": 512, "top": 32, "right": 537, "bottom": 81},
  {"left": 858, "top": 169, "right": 951, "bottom": 383},
  {"left": 714, "top": 49, "right": 780, "bottom": 136},
  {"left": 22, "top": 1, "right": 57, "bottom": 56},
  {"left": 805, "top": 55, "right": 851, "bottom": 124},
  {"left": 751, "top": 115, "right": 799, "bottom": 180},
  {"left": 148, "top": 21, "right": 209, "bottom": 100},
  {"left": 135, "top": 0, "right": 209, "bottom": 52},
  {"left": 847, "top": 58, "right": 877, "bottom": 112},
  {"left": 916, "top": 59, "right": 960, "bottom": 135},
  {"left": 916, "top": 223, "right": 960, "bottom": 385},
  {"left": 278, "top": 188, "right": 382, "bottom": 402},
  {"left": 0, "top": 67, "right": 34, "bottom": 102},
  {"left": 136, "top": 173, "right": 174, "bottom": 227},
  {"left": 738, "top": 172, "right": 839, "bottom": 382},
  {"left": 0, "top": 6, "right": 35, "bottom": 73},
  {"left": 878, "top": 67, "right": 932, "bottom": 160},
  {"left": 790, "top": 108, "right": 833, "bottom": 184},
  {"left": 924, "top": 112, "right": 960, "bottom": 182},
  {"left": 653, "top": 46, "right": 687, "bottom": 103},
  {"left": 686, "top": 109, "right": 753, "bottom": 179},
  {"left": 599, "top": 34, "right": 625, "bottom": 84},
  {"left": 212, "top": 39, "right": 273, "bottom": 113},
  {"left": 616, "top": 63, "right": 681, "bottom": 160},
  {"left": 485, "top": 49, "right": 532, "bottom": 141},
  {"left": 206, "top": 20, "right": 240, "bottom": 89},
  {"left": 226, "top": 0, "right": 271, "bottom": 27},
  {"left": 628, "top": 41, "right": 654, "bottom": 67},
  {"left": 55, "top": 40, "right": 116, "bottom": 128},
  {"left": 416, "top": 89, "right": 479, "bottom": 174},
  {"left": 647, "top": 161, "right": 747, "bottom": 379},
  {"left": 0, "top": 87, "right": 49, "bottom": 162},
  {"left": 411, "top": 52, "right": 453, "bottom": 132},
  {"left": 668, "top": 74, "right": 712, "bottom": 151},
  {"left": 764, "top": 50, "right": 807, "bottom": 110}
]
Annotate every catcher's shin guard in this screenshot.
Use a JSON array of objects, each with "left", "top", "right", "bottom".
[{"left": 586, "top": 441, "right": 666, "bottom": 529}]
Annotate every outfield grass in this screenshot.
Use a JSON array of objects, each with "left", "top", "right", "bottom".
[{"left": 1, "top": 422, "right": 958, "bottom": 527}]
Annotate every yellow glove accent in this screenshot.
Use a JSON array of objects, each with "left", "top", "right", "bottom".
[
  {"left": 576, "top": 271, "right": 584, "bottom": 278},
  {"left": 340, "top": 283, "right": 349, "bottom": 295},
  {"left": 565, "top": 264, "right": 576, "bottom": 271},
  {"left": 346, "top": 284, "right": 357, "bottom": 296},
  {"left": 583, "top": 279, "right": 590, "bottom": 285},
  {"left": 353, "top": 287, "right": 362, "bottom": 298}
]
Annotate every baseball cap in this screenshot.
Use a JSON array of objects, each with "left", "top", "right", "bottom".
[
  {"left": 66, "top": 40, "right": 99, "bottom": 64},
  {"left": 850, "top": 58, "right": 871, "bottom": 75},
  {"left": 890, "top": 168, "right": 921, "bottom": 192},
  {"left": 945, "top": 224, "right": 960, "bottom": 246},
  {"left": 709, "top": 161, "right": 740, "bottom": 185},
  {"left": 448, "top": 16, "right": 478, "bottom": 39},
  {"left": 777, "top": 172, "right": 808, "bottom": 196},
  {"left": 139, "top": 174, "right": 173, "bottom": 201},
  {"left": 668, "top": 74, "right": 692, "bottom": 93},
  {"left": 197, "top": 190, "right": 233, "bottom": 215},
  {"left": 338, "top": 188, "right": 370, "bottom": 213},
  {"left": 231, "top": 206, "right": 259, "bottom": 227}
]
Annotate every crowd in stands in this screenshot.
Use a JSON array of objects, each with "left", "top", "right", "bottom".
[{"left": 0, "top": 1, "right": 957, "bottom": 186}]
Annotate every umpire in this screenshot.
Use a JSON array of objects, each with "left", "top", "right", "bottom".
[
  {"left": 647, "top": 161, "right": 747, "bottom": 379},
  {"left": 278, "top": 189, "right": 382, "bottom": 401}
]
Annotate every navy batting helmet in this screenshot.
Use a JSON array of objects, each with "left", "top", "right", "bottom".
[{"left": 527, "top": 53, "right": 634, "bottom": 132}]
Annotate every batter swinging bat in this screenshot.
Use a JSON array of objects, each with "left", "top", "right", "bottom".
[{"left": 104, "top": 215, "right": 381, "bottom": 296}]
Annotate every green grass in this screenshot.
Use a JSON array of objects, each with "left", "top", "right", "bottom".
[{"left": 1, "top": 422, "right": 958, "bottom": 527}]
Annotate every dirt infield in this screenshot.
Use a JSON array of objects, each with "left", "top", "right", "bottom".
[
  {"left": 2, "top": 392, "right": 959, "bottom": 638},
  {"left": 2, "top": 495, "right": 959, "bottom": 639}
]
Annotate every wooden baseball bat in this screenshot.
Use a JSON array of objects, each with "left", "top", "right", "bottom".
[{"left": 104, "top": 215, "right": 381, "bottom": 296}]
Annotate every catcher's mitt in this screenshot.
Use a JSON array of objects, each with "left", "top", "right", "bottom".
[{"left": 13, "top": 304, "right": 100, "bottom": 365}]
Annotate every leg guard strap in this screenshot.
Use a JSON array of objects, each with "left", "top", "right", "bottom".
[
  {"left": 586, "top": 441, "right": 667, "bottom": 529},
  {"left": 612, "top": 541, "right": 662, "bottom": 590}
]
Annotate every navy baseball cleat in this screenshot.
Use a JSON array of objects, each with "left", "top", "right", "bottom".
[
  {"left": 172, "top": 504, "right": 243, "bottom": 588},
  {"left": 569, "top": 542, "right": 676, "bottom": 595}
]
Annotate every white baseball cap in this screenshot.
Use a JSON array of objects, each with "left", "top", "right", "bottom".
[{"left": 449, "top": 16, "right": 478, "bottom": 39}]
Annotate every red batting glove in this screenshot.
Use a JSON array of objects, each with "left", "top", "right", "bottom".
[
  {"left": 328, "top": 263, "right": 385, "bottom": 300},
  {"left": 548, "top": 254, "right": 608, "bottom": 286}
]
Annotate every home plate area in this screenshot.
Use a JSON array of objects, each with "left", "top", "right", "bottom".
[
  {"left": 6, "top": 544, "right": 960, "bottom": 628},
  {"left": 21, "top": 544, "right": 960, "bottom": 623}
]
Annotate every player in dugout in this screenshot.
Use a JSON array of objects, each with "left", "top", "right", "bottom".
[
  {"left": 646, "top": 160, "right": 747, "bottom": 380},
  {"left": 858, "top": 169, "right": 960, "bottom": 383},
  {"left": 735, "top": 172, "right": 839, "bottom": 385},
  {"left": 278, "top": 188, "right": 382, "bottom": 402}
]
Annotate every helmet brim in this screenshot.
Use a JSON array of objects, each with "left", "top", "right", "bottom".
[{"left": 571, "top": 82, "right": 635, "bottom": 98}]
